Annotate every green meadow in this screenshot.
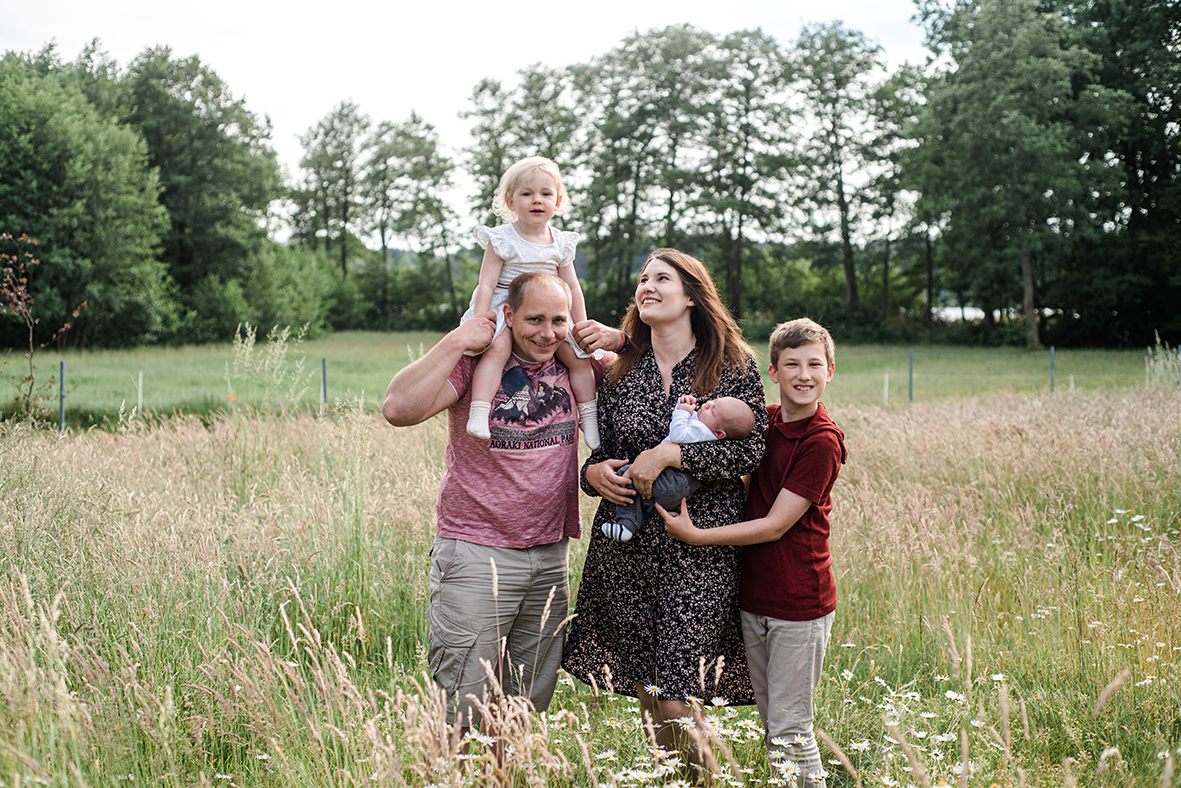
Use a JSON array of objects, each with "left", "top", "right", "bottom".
[
  {"left": 9, "top": 331, "right": 1171, "bottom": 427},
  {"left": 13, "top": 331, "right": 441, "bottom": 423},
  {"left": 1, "top": 334, "right": 1179, "bottom": 787}
]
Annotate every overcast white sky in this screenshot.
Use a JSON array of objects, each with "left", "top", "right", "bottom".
[{"left": 8, "top": 0, "right": 931, "bottom": 185}]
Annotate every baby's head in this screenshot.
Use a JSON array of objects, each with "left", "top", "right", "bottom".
[
  {"left": 696, "top": 396, "right": 755, "bottom": 440},
  {"left": 491, "top": 156, "right": 571, "bottom": 223}
]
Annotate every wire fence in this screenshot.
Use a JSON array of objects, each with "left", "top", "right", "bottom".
[
  {"left": 28, "top": 343, "right": 1181, "bottom": 431},
  {"left": 766, "top": 344, "right": 1181, "bottom": 410}
]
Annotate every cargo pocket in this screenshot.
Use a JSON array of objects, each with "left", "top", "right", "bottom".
[{"left": 426, "top": 603, "right": 480, "bottom": 701}]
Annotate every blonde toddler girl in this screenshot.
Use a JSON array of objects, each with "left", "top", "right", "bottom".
[{"left": 461, "top": 156, "right": 600, "bottom": 448}]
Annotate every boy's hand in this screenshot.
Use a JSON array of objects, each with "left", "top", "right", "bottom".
[
  {"left": 677, "top": 394, "right": 697, "bottom": 412},
  {"left": 656, "top": 500, "right": 701, "bottom": 544}
]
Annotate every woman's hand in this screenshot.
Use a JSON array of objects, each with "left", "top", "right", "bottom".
[
  {"left": 624, "top": 443, "right": 680, "bottom": 499},
  {"left": 572, "top": 319, "right": 624, "bottom": 354},
  {"left": 655, "top": 500, "right": 703, "bottom": 545},
  {"left": 586, "top": 458, "right": 635, "bottom": 505}
]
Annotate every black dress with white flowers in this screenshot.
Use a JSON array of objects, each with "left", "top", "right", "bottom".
[{"left": 563, "top": 346, "right": 767, "bottom": 704}]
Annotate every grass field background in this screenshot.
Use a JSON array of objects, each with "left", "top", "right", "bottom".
[
  {"left": 2, "top": 332, "right": 1180, "bottom": 786},
  {"left": 6, "top": 330, "right": 1177, "bottom": 426}
]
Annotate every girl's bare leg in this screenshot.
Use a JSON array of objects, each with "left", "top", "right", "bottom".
[
  {"left": 556, "top": 341, "right": 600, "bottom": 449},
  {"left": 466, "top": 330, "right": 512, "bottom": 440}
]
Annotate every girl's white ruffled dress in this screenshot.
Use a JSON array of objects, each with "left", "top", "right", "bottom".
[{"left": 461, "top": 224, "right": 599, "bottom": 358}]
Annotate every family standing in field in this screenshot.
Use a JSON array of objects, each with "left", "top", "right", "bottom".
[{"left": 382, "top": 157, "right": 847, "bottom": 786}]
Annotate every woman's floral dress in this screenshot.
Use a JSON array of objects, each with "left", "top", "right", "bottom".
[{"left": 562, "top": 346, "right": 768, "bottom": 704}]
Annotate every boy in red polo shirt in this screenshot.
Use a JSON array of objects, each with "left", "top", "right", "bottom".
[{"left": 658, "top": 318, "right": 847, "bottom": 787}]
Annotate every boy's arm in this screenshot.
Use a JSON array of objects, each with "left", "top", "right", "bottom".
[{"left": 656, "top": 487, "right": 813, "bottom": 546}]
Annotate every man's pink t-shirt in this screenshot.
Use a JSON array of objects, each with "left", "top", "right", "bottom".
[{"left": 438, "top": 353, "right": 595, "bottom": 549}]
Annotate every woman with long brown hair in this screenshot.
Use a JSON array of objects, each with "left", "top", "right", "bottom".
[{"left": 563, "top": 249, "right": 768, "bottom": 770}]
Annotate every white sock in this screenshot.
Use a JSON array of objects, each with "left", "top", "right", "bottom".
[
  {"left": 466, "top": 400, "right": 491, "bottom": 440},
  {"left": 601, "top": 521, "right": 635, "bottom": 542},
  {"left": 577, "top": 400, "right": 600, "bottom": 450}
]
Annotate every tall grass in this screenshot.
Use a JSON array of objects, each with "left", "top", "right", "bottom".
[
  {"left": 822, "top": 385, "right": 1181, "bottom": 786},
  {"left": 1145, "top": 333, "right": 1180, "bottom": 387},
  {"left": 1, "top": 384, "right": 1178, "bottom": 786}
]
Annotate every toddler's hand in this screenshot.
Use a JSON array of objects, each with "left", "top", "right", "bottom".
[{"left": 677, "top": 394, "right": 697, "bottom": 412}]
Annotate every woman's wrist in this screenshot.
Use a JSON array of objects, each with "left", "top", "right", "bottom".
[{"left": 587, "top": 460, "right": 609, "bottom": 494}]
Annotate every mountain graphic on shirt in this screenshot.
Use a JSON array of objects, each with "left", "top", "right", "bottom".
[{"left": 492, "top": 365, "right": 572, "bottom": 425}]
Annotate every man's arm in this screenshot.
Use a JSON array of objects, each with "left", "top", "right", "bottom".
[{"left": 382, "top": 311, "right": 496, "bottom": 427}]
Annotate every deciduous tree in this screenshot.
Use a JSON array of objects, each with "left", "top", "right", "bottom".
[
  {"left": 121, "top": 47, "right": 281, "bottom": 291},
  {"left": 791, "top": 21, "right": 887, "bottom": 316},
  {"left": 863, "top": 64, "right": 922, "bottom": 323},
  {"left": 1043, "top": 0, "right": 1181, "bottom": 345},
  {"left": 572, "top": 25, "right": 717, "bottom": 316},
  {"left": 907, "top": 0, "right": 1130, "bottom": 349},
  {"left": 296, "top": 101, "right": 370, "bottom": 277},
  {"left": 0, "top": 53, "right": 173, "bottom": 348},
  {"left": 364, "top": 113, "right": 460, "bottom": 316},
  {"left": 697, "top": 29, "right": 794, "bottom": 319}
]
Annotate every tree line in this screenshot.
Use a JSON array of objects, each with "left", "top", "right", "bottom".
[{"left": 2, "top": 0, "right": 1177, "bottom": 351}]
